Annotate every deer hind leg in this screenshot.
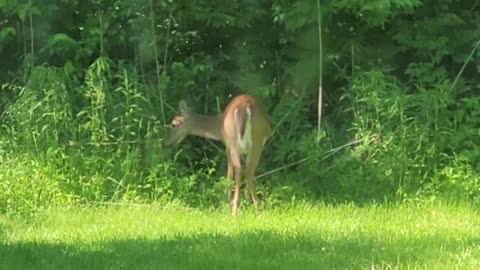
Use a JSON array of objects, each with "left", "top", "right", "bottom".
[
  {"left": 231, "top": 167, "right": 242, "bottom": 215},
  {"left": 226, "top": 153, "right": 234, "bottom": 203},
  {"left": 227, "top": 147, "right": 243, "bottom": 215},
  {"left": 245, "top": 170, "right": 259, "bottom": 209},
  {"left": 245, "top": 146, "right": 262, "bottom": 209}
]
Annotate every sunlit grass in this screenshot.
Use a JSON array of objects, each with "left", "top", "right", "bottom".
[{"left": 1, "top": 202, "right": 479, "bottom": 269}]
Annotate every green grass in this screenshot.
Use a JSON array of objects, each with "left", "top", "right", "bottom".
[{"left": 1, "top": 202, "right": 479, "bottom": 269}]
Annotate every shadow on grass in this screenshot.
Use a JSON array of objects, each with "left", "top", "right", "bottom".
[{"left": 1, "top": 231, "right": 478, "bottom": 270}]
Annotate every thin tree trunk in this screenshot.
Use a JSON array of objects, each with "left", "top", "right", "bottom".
[
  {"left": 150, "top": 0, "right": 166, "bottom": 123},
  {"left": 29, "top": 0, "right": 34, "bottom": 66},
  {"left": 316, "top": 0, "right": 323, "bottom": 143}
]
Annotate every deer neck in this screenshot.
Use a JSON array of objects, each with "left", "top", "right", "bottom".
[{"left": 185, "top": 114, "right": 223, "bottom": 141}]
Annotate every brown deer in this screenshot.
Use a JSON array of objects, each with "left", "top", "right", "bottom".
[{"left": 164, "top": 95, "right": 272, "bottom": 215}]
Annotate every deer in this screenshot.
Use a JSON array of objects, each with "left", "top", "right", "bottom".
[{"left": 163, "top": 94, "right": 272, "bottom": 215}]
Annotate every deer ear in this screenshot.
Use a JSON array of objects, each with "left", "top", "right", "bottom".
[{"left": 179, "top": 100, "right": 190, "bottom": 115}]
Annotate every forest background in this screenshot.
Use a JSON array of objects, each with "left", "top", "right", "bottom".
[{"left": 1, "top": 0, "right": 480, "bottom": 214}]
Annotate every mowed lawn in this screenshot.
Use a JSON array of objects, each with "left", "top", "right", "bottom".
[{"left": 1, "top": 202, "right": 479, "bottom": 269}]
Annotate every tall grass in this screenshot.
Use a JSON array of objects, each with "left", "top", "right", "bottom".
[{"left": 1, "top": 61, "right": 480, "bottom": 215}]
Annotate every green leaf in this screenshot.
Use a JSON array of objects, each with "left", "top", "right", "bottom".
[
  {"left": 17, "top": 4, "right": 30, "bottom": 21},
  {"left": 0, "top": 27, "right": 16, "bottom": 41}
]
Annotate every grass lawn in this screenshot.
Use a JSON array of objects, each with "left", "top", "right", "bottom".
[{"left": 1, "top": 202, "right": 479, "bottom": 269}]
